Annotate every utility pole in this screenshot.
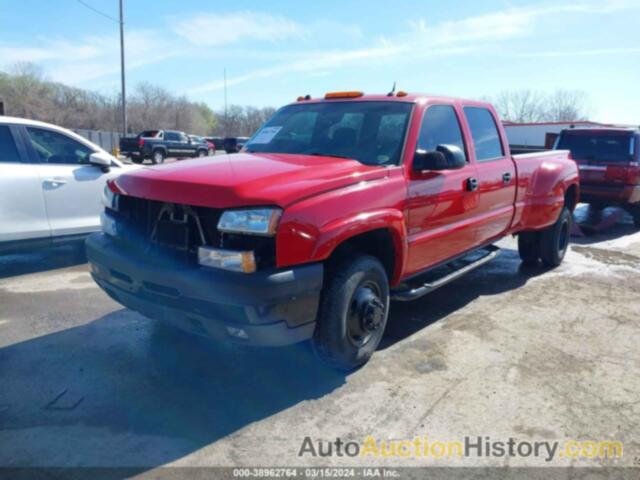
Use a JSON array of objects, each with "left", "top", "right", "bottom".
[
  {"left": 223, "top": 68, "right": 228, "bottom": 137},
  {"left": 119, "top": 0, "right": 127, "bottom": 136}
]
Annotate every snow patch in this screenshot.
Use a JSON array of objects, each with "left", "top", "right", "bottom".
[{"left": 0, "top": 271, "right": 94, "bottom": 293}]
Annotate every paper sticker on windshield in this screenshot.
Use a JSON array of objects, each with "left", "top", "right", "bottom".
[{"left": 251, "top": 126, "right": 282, "bottom": 144}]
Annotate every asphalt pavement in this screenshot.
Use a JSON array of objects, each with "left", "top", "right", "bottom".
[{"left": 1, "top": 205, "right": 639, "bottom": 475}]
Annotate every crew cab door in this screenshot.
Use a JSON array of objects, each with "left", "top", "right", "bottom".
[
  {"left": 22, "top": 126, "right": 120, "bottom": 237},
  {"left": 165, "top": 131, "right": 193, "bottom": 158},
  {"left": 463, "top": 106, "right": 516, "bottom": 242},
  {"left": 0, "top": 124, "right": 50, "bottom": 243},
  {"left": 406, "top": 104, "right": 480, "bottom": 275}
]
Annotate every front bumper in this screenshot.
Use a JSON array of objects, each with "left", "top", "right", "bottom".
[{"left": 86, "top": 233, "right": 323, "bottom": 346}]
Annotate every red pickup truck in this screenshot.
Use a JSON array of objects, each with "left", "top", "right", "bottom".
[
  {"left": 87, "top": 92, "right": 579, "bottom": 369},
  {"left": 555, "top": 127, "right": 640, "bottom": 226}
]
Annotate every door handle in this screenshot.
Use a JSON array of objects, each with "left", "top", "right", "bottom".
[
  {"left": 44, "top": 178, "right": 67, "bottom": 186},
  {"left": 466, "top": 177, "right": 479, "bottom": 192},
  {"left": 502, "top": 172, "right": 512, "bottom": 184}
]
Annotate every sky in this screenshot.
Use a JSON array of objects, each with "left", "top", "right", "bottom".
[{"left": 1, "top": 0, "right": 639, "bottom": 123}]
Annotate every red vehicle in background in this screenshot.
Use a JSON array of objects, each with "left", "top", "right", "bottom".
[
  {"left": 555, "top": 127, "right": 640, "bottom": 226},
  {"left": 205, "top": 139, "right": 216, "bottom": 154},
  {"left": 87, "top": 91, "right": 579, "bottom": 369}
]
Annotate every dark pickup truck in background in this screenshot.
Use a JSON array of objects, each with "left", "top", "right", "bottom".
[
  {"left": 120, "top": 130, "right": 210, "bottom": 164},
  {"left": 223, "top": 136, "right": 250, "bottom": 153},
  {"left": 555, "top": 127, "right": 640, "bottom": 226}
]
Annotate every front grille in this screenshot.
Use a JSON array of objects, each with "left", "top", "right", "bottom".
[{"left": 110, "top": 196, "right": 275, "bottom": 268}]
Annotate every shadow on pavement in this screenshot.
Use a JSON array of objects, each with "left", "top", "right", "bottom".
[
  {"left": 0, "top": 245, "right": 581, "bottom": 468},
  {"left": 572, "top": 204, "right": 639, "bottom": 245},
  {"left": 0, "top": 309, "right": 345, "bottom": 468},
  {"left": 0, "top": 243, "right": 87, "bottom": 280},
  {"left": 381, "top": 247, "right": 545, "bottom": 349}
]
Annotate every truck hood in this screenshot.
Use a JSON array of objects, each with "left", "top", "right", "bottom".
[{"left": 112, "top": 152, "right": 388, "bottom": 209}]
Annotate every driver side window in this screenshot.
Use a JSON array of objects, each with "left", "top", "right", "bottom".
[
  {"left": 26, "top": 127, "right": 93, "bottom": 165},
  {"left": 417, "top": 105, "right": 467, "bottom": 162}
]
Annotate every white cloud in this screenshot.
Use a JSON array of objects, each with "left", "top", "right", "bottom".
[
  {"left": 173, "top": 11, "right": 303, "bottom": 47},
  {"left": 512, "top": 46, "right": 640, "bottom": 58},
  {"left": 188, "top": 6, "right": 541, "bottom": 94},
  {"left": 0, "top": 30, "right": 178, "bottom": 86},
  {"left": 0, "top": 39, "right": 101, "bottom": 64},
  {"left": 187, "top": 0, "right": 640, "bottom": 95}
]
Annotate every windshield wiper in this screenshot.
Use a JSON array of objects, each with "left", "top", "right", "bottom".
[{"left": 307, "top": 152, "right": 352, "bottom": 159}]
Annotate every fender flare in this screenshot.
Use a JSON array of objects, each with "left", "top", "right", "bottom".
[{"left": 311, "top": 208, "right": 408, "bottom": 284}]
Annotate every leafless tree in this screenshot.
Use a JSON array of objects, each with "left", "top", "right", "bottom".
[
  {"left": 492, "top": 89, "right": 548, "bottom": 123},
  {"left": 544, "top": 89, "right": 590, "bottom": 122},
  {"left": 214, "top": 105, "right": 277, "bottom": 137},
  {"left": 0, "top": 63, "right": 221, "bottom": 135},
  {"left": 489, "top": 88, "right": 590, "bottom": 123}
]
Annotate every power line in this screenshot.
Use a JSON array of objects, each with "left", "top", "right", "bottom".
[
  {"left": 75, "top": 0, "right": 119, "bottom": 23},
  {"left": 73, "top": 0, "right": 126, "bottom": 134}
]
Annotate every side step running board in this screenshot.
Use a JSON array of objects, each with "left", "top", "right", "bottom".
[{"left": 391, "top": 246, "right": 500, "bottom": 302}]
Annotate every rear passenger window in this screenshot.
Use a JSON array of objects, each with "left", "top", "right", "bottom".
[
  {"left": 417, "top": 105, "right": 467, "bottom": 161},
  {"left": 0, "top": 126, "right": 23, "bottom": 163},
  {"left": 463, "top": 107, "right": 504, "bottom": 162}
]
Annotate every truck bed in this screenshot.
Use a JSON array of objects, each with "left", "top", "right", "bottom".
[{"left": 119, "top": 137, "right": 139, "bottom": 154}]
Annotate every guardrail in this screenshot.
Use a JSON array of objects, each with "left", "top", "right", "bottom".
[{"left": 72, "top": 129, "right": 121, "bottom": 154}]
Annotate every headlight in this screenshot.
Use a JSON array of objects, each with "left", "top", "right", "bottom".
[
  {"left": 102, "top": 184, "right": 119, "bottom": 211},
  {"left": 100, "top": 212, "right": 118, "bottom": 237},
  {"left": 217, "top": 208, "right": 282, "bottom": 236}
]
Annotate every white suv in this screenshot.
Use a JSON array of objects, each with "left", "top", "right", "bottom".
[{"left": 0, "top": 117, "right": 137, "bottom": 253}]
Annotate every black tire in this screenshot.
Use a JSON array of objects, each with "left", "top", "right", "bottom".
[
  {"left": 517, "top": 231, "right": 539, "bottom": 265},
  {"left": 131, "top": 157, "right": 144, "bottom": 164},
  {"left": 540, "top": 207, "right": 572, "bottom": 268},
  {"left": 630, "top": 205, "right": 640, "bottom": 228},
  {"left": 198, "top": 150, "right": 207, "bottom": 157},
  {"left": 152, "top": 149, "right": 165, "bottom": 164},
  {"left": 312, "top": 255, "right": 390, "bottom": 370}
]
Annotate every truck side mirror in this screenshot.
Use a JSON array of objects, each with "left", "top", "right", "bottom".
[{"left": 413, "top": 144, "right": 466, "bottom": 172}]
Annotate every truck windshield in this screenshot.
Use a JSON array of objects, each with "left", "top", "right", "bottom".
[
  {"left": 557, "top": 132, "right": 634, "bottom": 162},
  {"left": 245, "top": 101, "right": 413, "bottom": 166}
]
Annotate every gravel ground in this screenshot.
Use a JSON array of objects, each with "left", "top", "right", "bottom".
[{"left": 0, "top": 205, "right": 639, "bottom": 476}]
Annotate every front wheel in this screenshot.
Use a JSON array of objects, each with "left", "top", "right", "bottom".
[
  {"left": 312, "top": 255, "right": 390, "bottom": 370},
  {"left": 198, "top": 150, "right": 207, "bottom": 157},
  {"left": 152, "top": 149, "right": 166, "bottom": 164}
]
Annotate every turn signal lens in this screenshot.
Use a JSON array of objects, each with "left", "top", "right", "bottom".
[
  {"left": 102, "top": 184, "right": 119, "bottom": 211},
  {"left": 198, "top": 247, "right": 257, "bottom": 273}
]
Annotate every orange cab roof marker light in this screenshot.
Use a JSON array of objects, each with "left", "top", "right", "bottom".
[
  {"left": 396, "top": 91, "right": 408, "bottom": 97},
  {"left": 324, "top": 91, "right": 364, "bottom": 99}
]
